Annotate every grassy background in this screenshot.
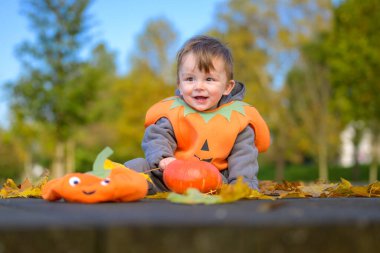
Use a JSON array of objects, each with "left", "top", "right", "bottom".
[{"left": 258, "top": 164, "right": 379, "bottom": 183}]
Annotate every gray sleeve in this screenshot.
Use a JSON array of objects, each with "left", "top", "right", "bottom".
[
  {"left": 142, "top": 117, "right": 177, "bottom": 170},
  {"left": 227, "top": 126, "right": 259, "bottom": 190}
]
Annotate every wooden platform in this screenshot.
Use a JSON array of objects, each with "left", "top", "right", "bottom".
[{"left": 1, "top": 198, "right": 380, "bottom": 253}]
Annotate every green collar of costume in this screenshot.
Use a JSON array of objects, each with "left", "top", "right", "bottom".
[{"left": 167, "top": 96, "right": 248, "bottom": 123}]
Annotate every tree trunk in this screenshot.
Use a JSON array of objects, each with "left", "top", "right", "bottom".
[
  {"left": 318, "top": 139, "right": 328, "bottom": 181},
  {"left": 52, "top": 141, "right": 65, "bottom": 178},
  {"left": 369, "top": 134, "right": 379, "bottom": 183},
  {"left": 317, "top": 103, "right": 328, "bottom": 182},
  {"left": 23, "top": 152, "right": 33, "bottom": 179},
  {"left": 352, "top": 126, "right": 363, "bottom": 181},
  {"left": 66, "top": 139, "right": 76, "bottom": 173}
]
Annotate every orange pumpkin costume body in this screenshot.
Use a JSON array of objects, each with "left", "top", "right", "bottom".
[{"left": 145, "top": 96, "right": 270, "bottom": 171}]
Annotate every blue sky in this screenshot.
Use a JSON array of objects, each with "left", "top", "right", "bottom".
[{"left": 0, "top": 0, "right": 224, "bottom": 127}]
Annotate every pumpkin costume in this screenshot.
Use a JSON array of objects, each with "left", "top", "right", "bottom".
[
  {"left": 145, "top": 96, "right": 270, "bottom": 170},
  {"left": 125, "top": 82, "right": 270, "bottom": 191}
]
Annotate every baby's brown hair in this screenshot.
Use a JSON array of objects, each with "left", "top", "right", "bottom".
[{"left": 176, "top": 35, "right": 233, "bottom": 83}]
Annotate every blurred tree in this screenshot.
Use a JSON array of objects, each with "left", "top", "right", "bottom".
[
  {"left": 209, "top": 0, "right": 332, "bottom": 180},
  {"left": 130, "top": 18, "right": 178, "bottom": 83},
  {"left": 285, "top": 38, "right": 341, "bottom": 181},
  {"left": 8, "top": 0, "right": 104, "bottom": 177},
  {"left": 108, "top": 18, "right": 176, "bottom": 163},
  {"left": 328, "top": 0, "right": 380, "bottom": 181},
  {"left": 67, "top": 43, "right": 117, "bottom": 172},
  {"left": 0, "top": 129, "right": 24, "bottom": 180}
]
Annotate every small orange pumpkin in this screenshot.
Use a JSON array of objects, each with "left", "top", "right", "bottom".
[
  {"left": 163, "top": 158, "right": 222, "bottom": 194},
  {"left": 42, "top": 167, "right": 148, "bottom": 203}
]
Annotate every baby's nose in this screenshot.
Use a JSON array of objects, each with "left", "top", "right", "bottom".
[{"left": 194, "top": 80, "right": 206, "bottom": 89}]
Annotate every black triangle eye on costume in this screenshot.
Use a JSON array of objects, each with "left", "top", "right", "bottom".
[{"left": 201, "top": 140, "right": 209, "bottom": 151}]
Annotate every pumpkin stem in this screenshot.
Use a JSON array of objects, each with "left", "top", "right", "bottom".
[{"left": 87, "top": 147, "right": 113, "bottom": 178}]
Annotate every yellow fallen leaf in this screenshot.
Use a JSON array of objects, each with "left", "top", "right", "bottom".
[
  {"left": 218, "top": 177, "right": 252, "bottom": 202},
  {"left": 351, "top": 186, "right": 370, "bottom": 197},
  {"left": 145, "top": 192, "right": 170, "bottom": 199},
  {"left": 247, "top": 189, "right": 275, "bottom": 200},
  {"left": 279, "top": 191, "right": 306, "bottom": 199},
  {"left": 325, "top": 178, "right": 353, "bottom": 197},
  {"left": 219, "top": 177, "right": 274, "bottom": 202},
  {"left": 0, "top": 173, "right": 49, "bottom": 199},
  {"left": 368, "top": 182, "right": 380, "bottom": 197}
]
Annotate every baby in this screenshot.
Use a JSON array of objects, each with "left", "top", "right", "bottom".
[{"left": 125, "top": 35, "right": 270, "bottom": 193}]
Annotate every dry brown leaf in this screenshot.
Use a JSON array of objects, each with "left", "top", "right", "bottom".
[
  {"left": 368, "top": 182, "right": 380, "bottom": 197},
  {"left": 279, "top": 191, "right": 306, "bottom": 199},
  {"left": 247, "top": 189, "right": 275, "bottom": 200},
  {"left": 325, "top": 178, "right": 353, "bottom": 197},
  {"left": 275, "top": 181, "right": 303, "bottom": 191},
  {"left": 259, "top": 180, "right": 278, "bottom": 193},
  {"left": 0, "top": 173, "right": 49, "bottom": 199},
  {"left": 299, "top": 183, "right": 336, "bottom": 198}
]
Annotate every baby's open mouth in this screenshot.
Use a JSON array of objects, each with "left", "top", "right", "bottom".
[{"left": 194, "top": 96, "right": 208, "bottom": 101}]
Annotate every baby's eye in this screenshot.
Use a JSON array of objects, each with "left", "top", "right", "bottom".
[
  {"left": 206, "top": 77, "right": 215, "bottom": 82},
  {"left": 185, "top": 77, "right": 194, "bottom": 81},
  {"left": 69, "top": 176, "right": 81, "bottom": 187},
  {"left": 101, "top": 178, "right": 111, "bottom": 186}
]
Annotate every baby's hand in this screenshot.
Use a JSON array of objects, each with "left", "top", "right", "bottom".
[{"left": 159, "top": 157, "right": 176, "bottom": 171}]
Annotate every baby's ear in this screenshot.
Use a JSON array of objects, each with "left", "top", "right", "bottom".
[
  {"left": 42, "top": 178, "right": 64, "bottom": 201},
  {"left": 223, "top": 79, "right": 236, "bottom": 95}
]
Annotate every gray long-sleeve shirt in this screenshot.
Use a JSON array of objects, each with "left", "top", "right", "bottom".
[{"left": 141, "top": 82, "right": 260, "bottom": 189}]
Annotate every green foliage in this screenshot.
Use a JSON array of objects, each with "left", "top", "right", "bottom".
[
  {"left": 328, "top": 0, "right": 380, "bottom": 123},
  {"left": 108, "top": 68, "right": 175, "bottom": 163},
  {"left": 131, "top": 18, "right": 178, "bottom": 83},
  {"left": 11, "top": 0, "right": 95, "bottom": 140},
  {"left": 0, "top": 131, "right": 24, "bottom": 181}
]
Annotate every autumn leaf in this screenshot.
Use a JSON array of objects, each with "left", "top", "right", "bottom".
[
  {"left": 259, "top": 180, "right": 278, "bottom": 195},
  {"left": 350, "top": 186, "right": 370, "bottom": 197},
  {"left": 218, "top": 177, "right": 252, "bottom": 202},
  {"left": 166, "top": 177, "right": 274, "bottom": 205},
  {"left": 219, "top": 178, "right": 274, "bottom": 201},
  {"left": 368, "top": 182, "right": 380, "bottom": 197},
  {"left": 325, "top": 178, "right": 353, "bottom": 197},
  {"left": 145, "top": 192, "right": 170, "bottom": 199},
  {"left": 275, "top": 180, "right": 303, "bottom": 191},
  {"left": 0, "top": 172, "right": 49, "bottom": 199},
  {"left": 167, "top": 188, "right": 222, "bottom": 204},
  {"left": 299, "top": 183, "right": 336, "bottom": 198},
  {"left": 279, "top": 191, "right": 306, "bottom": 199},
  {"left": 246, "top": 189, "right": 275, "bottom": 200}
]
